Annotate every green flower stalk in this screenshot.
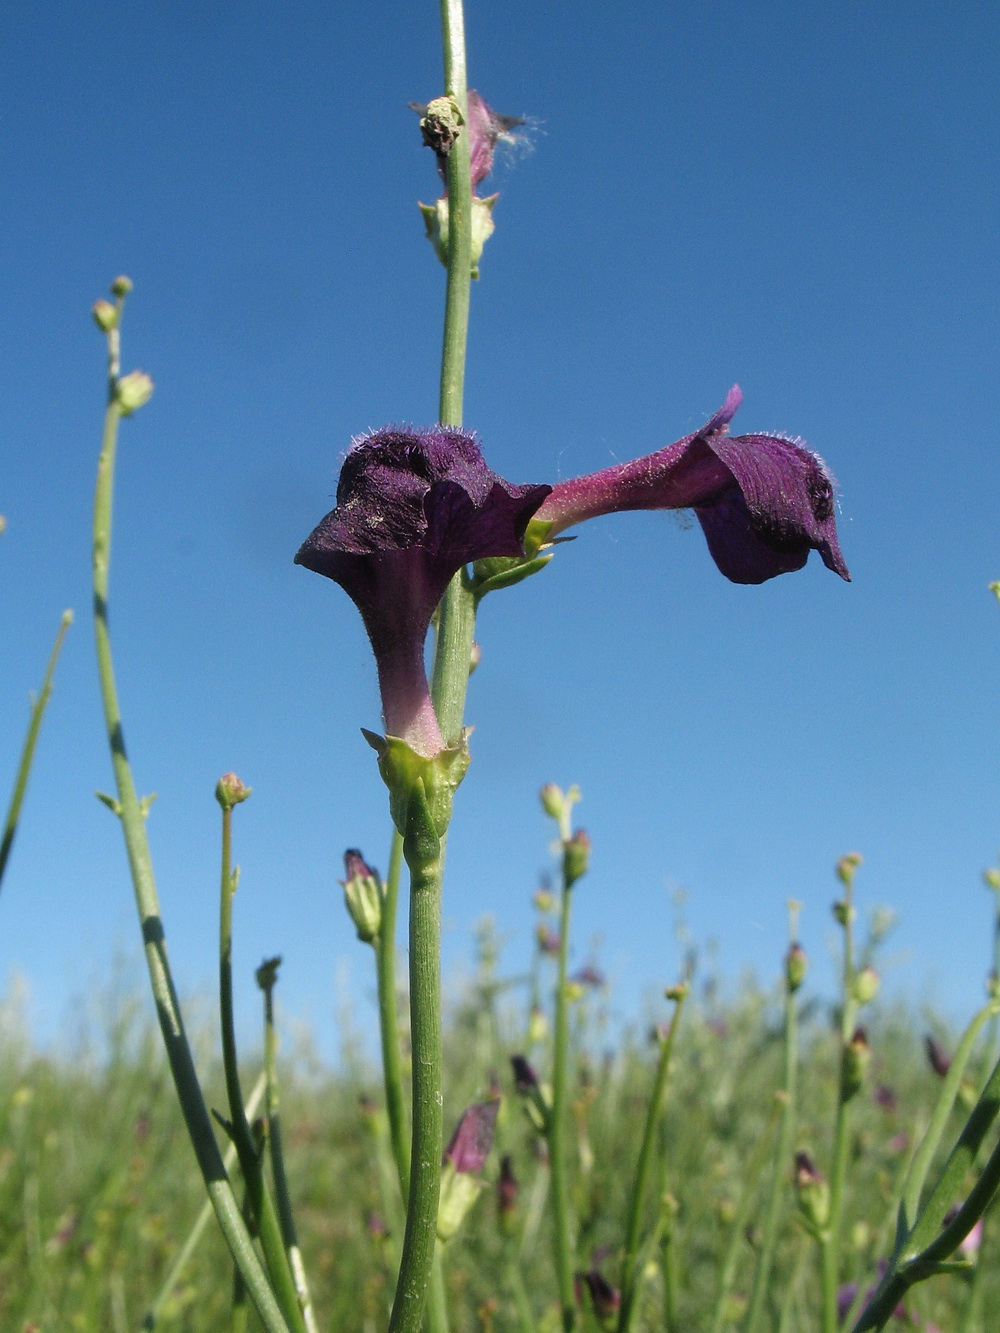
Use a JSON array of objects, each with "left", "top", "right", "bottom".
[
  {"left": 90, "top": 278, "right": 290, "bottom": 1333},
  {"left": 0, "top": 609, "right": 72, "bottom": 894}
]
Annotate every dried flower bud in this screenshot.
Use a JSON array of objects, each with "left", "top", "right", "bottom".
[
  {"left": 836, "top": 852, "right": 863, "bottom": 887},
  {"left": 115, "top": 370, "right": 154, "bottom": 416},
  {"left": 341, "top": 849, "right": 382, "bottom": 944},
  {"left": 92, "top": 299, "right": 118, "bottom": 332},
  {"left": 925, "top": 1035, "right": 952, "bottom": 1078},
  {"left": 785, "top": 942, "right": 808, "bottom": 992},
  {"left": 215, "top": 772, "right": 252, "bottom": 810},
  {"left": 853, "top": 966, "right": 880, "bottom": 1005}
]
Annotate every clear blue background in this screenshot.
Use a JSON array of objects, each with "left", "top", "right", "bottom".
[{"left": 3, "top": 0, "right": 999, "bottom": 1058}]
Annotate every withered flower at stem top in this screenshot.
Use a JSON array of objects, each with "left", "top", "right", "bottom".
[
  {"left": 295, "top": 426, "right": 549, "bottom": 757},
  {"left": 533, "top": 386, "right": 850, "bottom": 586}
]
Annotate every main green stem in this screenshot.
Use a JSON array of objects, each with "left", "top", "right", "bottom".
[
  {"left": 385, "top": 4, "right": 475, "bottom": 1332},
  {"left": 91, "top": 305, "right": 289, "bottom": 1333}
]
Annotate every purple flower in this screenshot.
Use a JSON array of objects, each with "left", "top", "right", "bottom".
[
  {"left": 433, "top": 91, "right": 522, "bottom": 193},
  {"left": 534, "top": 386, "right": 850, "bottom": 585},
  {"left": 296, "top": 426, "right": 549, "bottom": 756}
]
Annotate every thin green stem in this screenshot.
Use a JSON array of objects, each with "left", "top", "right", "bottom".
[
  {"left": 219, "top": 809, "right": 307, "bottom": 1333},
  {"left": 142, "top": 1071, "right": 267, "bottom": 1329},
  {"left": 261, "top": 970, "right": 318, "bottom": 1333},
  {"left": 91, "top": 298, "right": 289, "bottom": 1333},
  {"left": 388, "top": 854, "right": 445, "bottom": 1333},
  {"left": 617, "top": 992, "right": 686, "bottom": 1333},
  {"left": 380, "top": 828, "right": 412, "bottom": 1197},
  {"left": 822, "top": 888, "right": 859, "bottom": 1333},
  {"left": 550, "top": 878, "right": 578, "bottom": 1333},
  {"left": 0, "top": 609, "right": 72, "bottom": 892},
  {"left": 899, "top": 998, "right": 999, "bottom": 1234},
  {"left": 743, "top": 985, "right": 801, "bottom": 1333}
]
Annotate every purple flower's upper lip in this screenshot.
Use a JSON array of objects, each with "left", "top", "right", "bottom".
[{"left": 535, "top": 386, "right": 850, "bottom": 585}]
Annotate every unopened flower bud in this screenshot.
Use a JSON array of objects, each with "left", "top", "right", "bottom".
[
  {"left": 581, "top": 1271, "right": 620, "bottom": 1328},
  {"left": 786, "top": 943, "right": 808, "bottom": 992},
  {"left": 497, "top": 1154, "right": 518, "bottom": 1234},
  {"left": 115, "top": 370, "right": 154, "bottom": 416},
  {"left": 536, "top": 924, "right": 561, "bottom": 956},
  {"left": 469, "top": 641, "right": 482, "bottom": 674},
  {"left": 215, "top": 772, "right": 251, "bottom": 810},
  {"left": 534, "top": 887, "right": 558, "bottom": 914},
  {"left": 255, "top": 956, "right": 281, "bottom": 991},
  {"left": 794, "top": 1152, "right": 830, "bottom": 1232},
  {"left": 664, "top": 982, "right": 689, "bottom": 1003},
  {"left": 341, "top": 848, "right": 383, "bottom": 944},
  {"left": 111, "top": 275, "right": 133, "bottom": 297},
  {"left": 836, "top": 852, "right": 863, "bottom": 887},
  {"left": 92, "top": 299, "right": 118, "bottom": 332},
  {"left": 852, "top": 966, "right": 880, "bottom": 1005},
  {"left": 925, "top": 1034, "right": 952, "bottom": 1078},
  {"left": 984, "top": 868, "right": 1000, "bottom": 891},
  {"left": 841, "top": 1027, "right": 871, "bottom": 1100},
  {"left": 437, "top": 1101, "right": 499, "bottom": 1241},
  {"left": 563, "top": 829, "right": 591, "bottom": 887},
  {"left": 539, "top": 784, "right": 564, "bottom": 819}
]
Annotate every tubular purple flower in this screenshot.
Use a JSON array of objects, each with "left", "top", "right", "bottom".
[
  {"left": 295, "top": 426, "right": 550, "bottom": 757},
  {"left": 534, "top": 386, "right": 850, "bottom": 585}
]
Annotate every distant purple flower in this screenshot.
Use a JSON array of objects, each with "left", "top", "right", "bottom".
[
  {"left": 925, "top": 1034, "right": 952, "bottom": 1078},
  {"left": 296, "top": 426, "right": 549, "bottom": 756},
  {"left": 572, "top": 964, "right": 606, "bottom": 989},
  {"left": 580, "top": 1270, "right": 621, "bottom": 1324},
  {"left": 444, "top": 1100, "right": 499, "bottom": 1173},
  {"left": 535, "top": 386, "right": 850, "bottom": 585},
  {"left": 510, "top": 1054, "right": 540, "bottom": 1093},
  {"left": 838, "top": 1264, "right": 907, "bottom": 1323}
]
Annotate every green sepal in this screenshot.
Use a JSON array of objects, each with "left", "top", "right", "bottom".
[
  {"left": 95, "top": 790, "right": 122, "bottom": 816},
  {"left": 418, "top": 194, "right": 498, "bottom": 279},
  {"left": 437, "top": 1163, "right": 484, "bottom": 1242},
  {"left": 139, "top": 793, "right": 157, "bottom": 820},
  {"left": 362, "top": 730, "right": 471, "bottom": 870},
  {"left": 471, "top": 552, "right": 553, "bottom": 601}
]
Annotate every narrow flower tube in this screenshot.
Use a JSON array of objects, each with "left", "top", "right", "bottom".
[
  {"left": 295, "top": 427, "right": 549, "bottom": 756},
  {"left": 534, "top": 386, "right": 850, "bottom": 585}
]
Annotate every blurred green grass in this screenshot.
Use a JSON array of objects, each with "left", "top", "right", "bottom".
[{"left": 0, "top": 938, "right": 994, "bottom": 1333}]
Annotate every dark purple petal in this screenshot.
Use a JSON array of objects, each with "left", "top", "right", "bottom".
[
  {"left": 296, "top": 426, "right": 549, "bottom": 754},
  {"left": 443, "top": 1100, "right": 499, "bottom": 1174}
]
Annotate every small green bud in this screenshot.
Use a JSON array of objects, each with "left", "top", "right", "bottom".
[
  {"left": 562, "top": 829, "right": 591, "bottom": 887},
  {"left": 539, "top": 784, "right": 564, "bottom": 820},
  {"left": 111, "top": 275, "right": 133, "bottom": 297},
  {"left": 841, "top": 1027, "right": 871, "bottom": 1100},
  {"left": 988, "top": 971, "right": 1000, "bottom": 1001},
  {"left": 832, "top": 898, "right": 855, "bottom": 927},
  {"left": 341, "top": 849, "right": 383, "bottom": 944},
  {"left": 215, "top": 772, "right": 251, "bottom": 811},
  {"left": 794, "top": 1152, "right": 830, "bottom": 1233},
  {"left": 836, "top": 852, "right": 863, "bottom": 887},
  {"left": 255, "top": 956, "right": 281, "bottom": 991},
  {"left": 92, "top": 299, "right": 118, "bottom": 332},
  {"left": 115, "top": 370, "right": 154, "bottom": 416},
  {"left": 785, "top": 943, "right": 808, "bottom": 993},
  {"left": 664, "top": 982, "right": 689, "bottom": 1003},
  {"left": 853, "top": 966, "right": 880, "bottom": 1005},
  {"left": 565, "top": 980, "right": 585, "bottom": 1003},
  {"left": 533, "top": 887, "right": 558, "bottom": 914},
  {"left": 527, "top": 1006, "right": 548, "bottom": 1044},
  {"left": 469, "top": 641, "right": 482, "bottom": 675},
  {"left": 984, "top": 867, "right": 1000, "bottom": 891}
]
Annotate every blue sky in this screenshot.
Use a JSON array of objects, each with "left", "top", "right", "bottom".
[{"left": 3, "top": 0, "right": 1000, "bottom": 1061}]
